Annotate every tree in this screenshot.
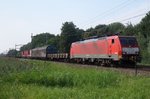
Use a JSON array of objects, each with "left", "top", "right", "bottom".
[
  {"left": 48, "top": 35, "right": 60, "bottom": 51},
  {"left": 123, "top": 23, "right": 136, "bottom": 36},
  {"left": 95, "top": 24, "right": 108, "bottom": 36},
  {"left": 31, "top": 33, "right": 55, "bottom": 48},
  {"left": 135, "top": 11, "right": 150, "bottom": 63},
  {"left": 7, "top": 49, "right": 17, "bottom": 57},
  {"left": 138, "top": 11, "right": 150, "bottom": 39},
  {"left": 107, "top": 22, "right": 125, "bottom": 35},
  {"left": 83, "top": 27, "right": 97, "bottom": 39},
  {"left": 76, "top": 28, "right": 84, "bottom": 40},
  {"left": 60, "top": 22, "right": 82, "bottom": 53},
  {"left": 0, "top": 53, "right": 6, "bottom": 57},
  {"left": 20, "top": 42, "right": 31, "bottom": 51},
  {"left": 20, "top": 33, "right": 56, "bottom": 51}
]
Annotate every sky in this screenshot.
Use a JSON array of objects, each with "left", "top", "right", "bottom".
[{"left": 0, "top": 0, "right": 150, "bottom": 53}]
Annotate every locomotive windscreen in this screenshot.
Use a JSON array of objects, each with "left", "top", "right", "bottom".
[{"left": 119, "top": 37, "right": 138, "bottom": 47}]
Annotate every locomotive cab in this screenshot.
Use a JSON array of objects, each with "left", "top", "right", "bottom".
[{"left": 119, "top": 36, "right": 141, "bottom": 63}]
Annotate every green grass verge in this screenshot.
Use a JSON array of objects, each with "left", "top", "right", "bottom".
[{"left": 0, "top": 57, "right": 150, "bottom": 99}]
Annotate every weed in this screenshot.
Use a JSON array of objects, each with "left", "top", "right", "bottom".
[{"left": 0, "top": 57, "right": 150, "bottom": 99}]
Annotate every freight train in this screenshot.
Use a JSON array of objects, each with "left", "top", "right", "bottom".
[{"left": 21, "top": 35, "right": 141, "bottom": 66}]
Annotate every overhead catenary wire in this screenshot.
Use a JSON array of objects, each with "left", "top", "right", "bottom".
[
  {"left": 105, "top": 7, "right": 149, "bottom": 24},
  {"left": 106, "top": 0, "right": 150, "bottom": 24},
  {"left": 118, "top": 13, "right": 147, "bottom": 22},
  {"left": 80, "top": 0, "right": 136, "bottom": 27}
]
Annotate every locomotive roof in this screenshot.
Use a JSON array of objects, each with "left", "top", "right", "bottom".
[
  {"left": 118, "top": 36, "right": 136, "bottom": 38},
  {"left": 73, "top": 35, "right": 116, "bottom": 44},
  {"left": 72, "top": 35, "right": 136, "bottom": 44}
]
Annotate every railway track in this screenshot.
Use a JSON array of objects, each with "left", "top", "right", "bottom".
[
  {"left": 19, "top": 58, "right": 150, "bottom": 76},
  {"left": 137, "top": 65, "right": 150, "bottom": 72},
  {"left": 50, "top": 60, "right": 150, "bottom": 76}
]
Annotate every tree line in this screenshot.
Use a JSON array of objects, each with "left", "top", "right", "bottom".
[{"left": 7, "top": 11, "right": 150, "bottom": 64}]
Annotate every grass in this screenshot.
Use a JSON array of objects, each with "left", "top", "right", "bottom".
[{"left": 0, "top": 57, "right": 150, "bottom": 99}]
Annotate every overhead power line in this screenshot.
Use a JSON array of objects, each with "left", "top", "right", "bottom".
[
  {"left": 119, "top": 13, "right": 147, "bottom": 22},
  {"left": 105, "top": 7, "right": 149, "bottom": 24},
  {"left": 81, "top": 0, "right": 136, "bottom": 27}
]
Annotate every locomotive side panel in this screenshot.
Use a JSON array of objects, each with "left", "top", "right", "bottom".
[
  {"left": 70, "top": 36, "right": 124, "bottom": 62},
  {"left": 70, "top": 37, "right": 110, "bottom": 59}
]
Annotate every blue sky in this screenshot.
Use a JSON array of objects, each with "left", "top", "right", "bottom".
[{"left": 0, "top": 0, "right": 149, "bottom": 53}]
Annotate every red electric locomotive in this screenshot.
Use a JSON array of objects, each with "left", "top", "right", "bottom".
[{"left": 70, "top": 35, "right": 141, "bottom": 65}]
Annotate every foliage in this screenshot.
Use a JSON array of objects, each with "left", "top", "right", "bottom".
[
  {"left": 31, "top": 33, "right": 55, "bottom": 48},
  {"left": 83, "top": 25, "right": 107, "bottom": 38},
  {"left": 6, "top": 49, "right": 17, "bottom": 57},
  {"left": 83, "top": 22, "right": 125, "bottom": 38},
  {"left": 0, "top": 53, "right": 6, "bottom": 57},
  {"left": 123, "top": 23, "right": 136, "bottom": 36},
  {"left": 138, "top": 12, "right": 150, "bottom": 39},
  {"left": 83, "top": 27, "right": 97, "bottom": 38},
  {"left": 20, "top": 33, "right": 56, "bottom": 51},
  {"left": 95, "top": 24, "right": 108, "bottom": 36},
  {"left": 47, "top": 35, "right": 60, "bottom": 51},
  {"left": 20, "top": 42, "right": 31, "bottom": 51},
  {"left": 60, "top": 22, "right": 83, "bottom": 53},
  {"left": 107, "top": 22, "right": 125, "bottom": 34},
  {"left": 136, "top": 12, "right": 150, "bottom": 64},
  {"left": 0, "top": 58, "right": 150, "bottom": 99}
]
